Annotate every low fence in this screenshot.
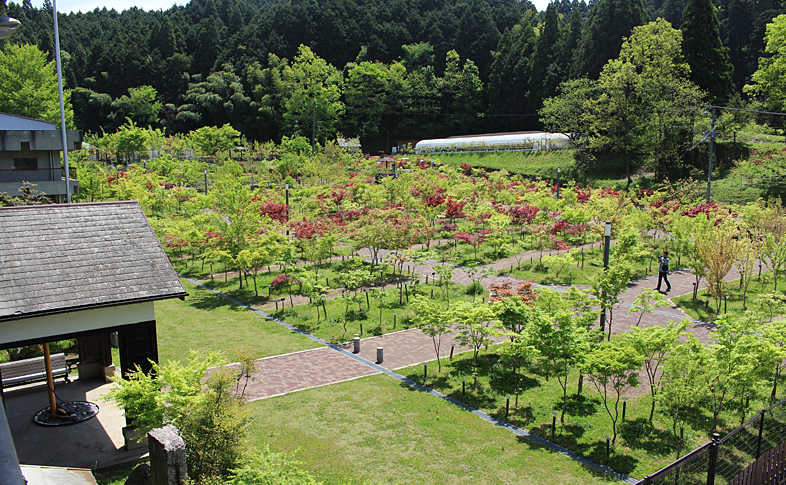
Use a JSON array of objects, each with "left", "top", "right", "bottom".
[{"left": 635, "top": 396, "right": 786, "bottom": 485}]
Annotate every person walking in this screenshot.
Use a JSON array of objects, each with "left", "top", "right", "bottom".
[{"left": 656, "top": 251, "right": 671, "bottom": 292}]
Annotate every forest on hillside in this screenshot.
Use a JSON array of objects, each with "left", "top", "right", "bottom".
[{"left": 0, "top": 0, "right": 784, "bottom": 152}]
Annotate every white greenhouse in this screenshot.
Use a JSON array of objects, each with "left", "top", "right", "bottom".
[{"left": 414, "top": 131, "right": 571, "bottom": 154}]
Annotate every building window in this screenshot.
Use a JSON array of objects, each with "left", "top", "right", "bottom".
[{"left": 12, "top": 158, "right": 37, "bottom": 170}]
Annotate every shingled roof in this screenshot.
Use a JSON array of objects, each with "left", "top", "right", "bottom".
[{"left": 0, "top": 201, "right": 187, "bottom": 322}]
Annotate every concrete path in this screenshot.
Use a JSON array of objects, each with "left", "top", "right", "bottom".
[{"left": 4, "top": 378, "right": 146, "bottom": 470}]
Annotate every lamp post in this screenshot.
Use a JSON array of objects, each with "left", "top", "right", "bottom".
[
  {"left": 556, "top": 167, "right": 561, "bottom": 200},
  {"left": 285, "top": 183, "right": 290, "bottom": 236},
  {"left": 0, "top": 16, "right": 20, "bottom": 38},
  {"left": 311, "top": 101, "right": 318, "bottom": 155},
  {"left": 599, "top": 221, "right": 611, "bottom": 333},
  {"left": 51, "top": 0, "right": 71, "bottom": 203},
  {"left": 706, "top": 107, "right": 717, "bottom": 203}
]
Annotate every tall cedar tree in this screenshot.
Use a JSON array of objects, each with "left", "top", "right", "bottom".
[
  {"left": 681, "top": 0, "right": 734, "bottom": 103},
  {"left": 528, "top": 3, "right": 563, "bottom": 113},
  {"left": 721, "top": 0, "right": 752, "bottom": 91},
  {"left": 487, "top": 15, "right": 538, "bottom": 126},
  {"left": 571, "top": 0, "right": 648, "bottom": 79},
  {"left": 559, "top": 9, "right": 583, "bottom": 74}
]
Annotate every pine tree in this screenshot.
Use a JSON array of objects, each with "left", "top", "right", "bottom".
[
  {"left": 681, "top": 0, "right": 734, "bottom": 103},
  {"left": 192, "top": 15, "right": 224, "bottom": 77},
  {"left": 571, "top": 0, "right": 649, "bottom": 79}
]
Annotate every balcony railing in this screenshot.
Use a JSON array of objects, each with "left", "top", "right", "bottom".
[{"left": 0, "top": 167, "right": 77, "bottom": 184}]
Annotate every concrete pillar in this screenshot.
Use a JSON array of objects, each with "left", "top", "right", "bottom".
[
  {"left": 148, "top": 425, "right": 186, "bottom": 485},
  {"left": 353, "top": 336, "right": 360, "bottom": 353}
]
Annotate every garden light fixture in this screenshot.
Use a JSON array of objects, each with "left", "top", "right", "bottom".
[{"left": 0, "top": 16, "right": 20, "bottom": 39}]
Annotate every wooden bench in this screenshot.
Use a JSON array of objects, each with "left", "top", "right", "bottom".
[{"left": 0, "top": 353, "right": 72, "bottom": 388}]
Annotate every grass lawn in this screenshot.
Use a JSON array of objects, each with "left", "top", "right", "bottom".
[
  {"left": 269, "top": 281, "right": 487, "bottom": 344},
  {"left": 247, "top": 373, "right": 611, "bottom": 485},
  {"left": 173, "top": 256, "right": 400, "bottom": 300},
  {"left": 671, "top": 270, "right": 786, "bottom": 323},
  {"left": 505, "top": 247, "right": 653, "bottom": 287},
  {"left": 393, "top": 345, "right": 777, "bottom": 479},
  {"left": 154, "top": 278, "right": 320, "bottom": 363},
  {"left": 433, "top": 150, "right": 575, "bottom": 180},
  {"left": 431, "top": 150, "right": 636, "bottom": 189}
]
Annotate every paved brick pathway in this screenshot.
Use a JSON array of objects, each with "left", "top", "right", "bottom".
[
  {"left": 190, "top": 237, "right": 767, "bottom": 409},
  {"left": 218, "top": 326, "right": 507, "bottom": 401},
  {"left": 336, "top": 327, "right": 507, "bottom": 371},
  {"left": 232, "top": 347, "right": 379, "bottom": 400},
  {"left": 194, "top": 242, "right": 758, "bottom": 404}
]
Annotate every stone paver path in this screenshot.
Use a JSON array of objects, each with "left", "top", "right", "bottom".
[
  {"left": 234, "top": 347, "right": 379, "bottom": 400},
  {"left": 192, "top": 243, "right": 755, "bottom": 402},
  {"left": 336, "top": 327, "right": 507, "bottom": 371}
]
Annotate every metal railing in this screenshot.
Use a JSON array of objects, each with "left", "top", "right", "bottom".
[
  {"left": 0, "top": 167, "right": 77, "bottom": 183},
  {"left": 637, "top": 439, "right": 717, "bottom": 485},
  {"left": 635, "top": 396, "right": 786, "bottom": 485},
  {"left": 715, "top": 396, "right": 786, "bottom": 483}
]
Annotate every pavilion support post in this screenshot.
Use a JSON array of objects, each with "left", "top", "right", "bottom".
[{"left": 43, "top": 343, "right": 56, "bottom": 415}]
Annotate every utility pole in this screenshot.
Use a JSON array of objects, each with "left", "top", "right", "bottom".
[{"left": 706, "top": 107, "right": 716, "bottom": 203}]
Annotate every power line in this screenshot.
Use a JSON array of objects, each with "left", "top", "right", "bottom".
[{"left": 708, "top": 105, "right": 786, "bottom": 117}]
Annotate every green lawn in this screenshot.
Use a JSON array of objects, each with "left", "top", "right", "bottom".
[
  {"left": 247, "top": 374, "right": 611, "bottom": 485},
  {"left": 154, "top": 278, "right": 320, "bottom": 363},
  {"left": 431, "top": 150, "right": 635, "bottom": 188},
  {"left": 504, "top": 247, "right": 654, "bottom": 287},
  {"left": 433, "top": 150, "right": 575, "bottom": 179},
  {"left": 394, "top": 345, "right": 777, "bottom": 479},
  {"left": 671, "top": 270, "right": 786, "bottom": 323},
  {"left": 269, "top": 281, "right": 487, "bottom": 344}
]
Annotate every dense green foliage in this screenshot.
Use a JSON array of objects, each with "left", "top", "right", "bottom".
[
  {"left": 0, "top": 43, "right": 73, "bottom": 125},
  {"left": 1, "top": 0, "right": 782, "bottom": 155},
  {"left": 681, "top": 0, "right": 734, "bottom": 103},
  {"left": 49, "top": 138, "right": 784, "bottom": 481},
  {"left": 542, "top": 19, "right": 705, "bottom": 180}
]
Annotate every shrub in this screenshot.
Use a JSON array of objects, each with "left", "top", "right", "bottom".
[
  {"left": 103, "top": 352, "right": 251, "bottom": 482},
  {"left": 271, "top": 274, "right": 301, "bottom": 290},
  {"left": 229, "top": 448, "right": 321, "bottom": 485},
  {"left": 465, "top": 281, "right": 484, "bottom": 296}
]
